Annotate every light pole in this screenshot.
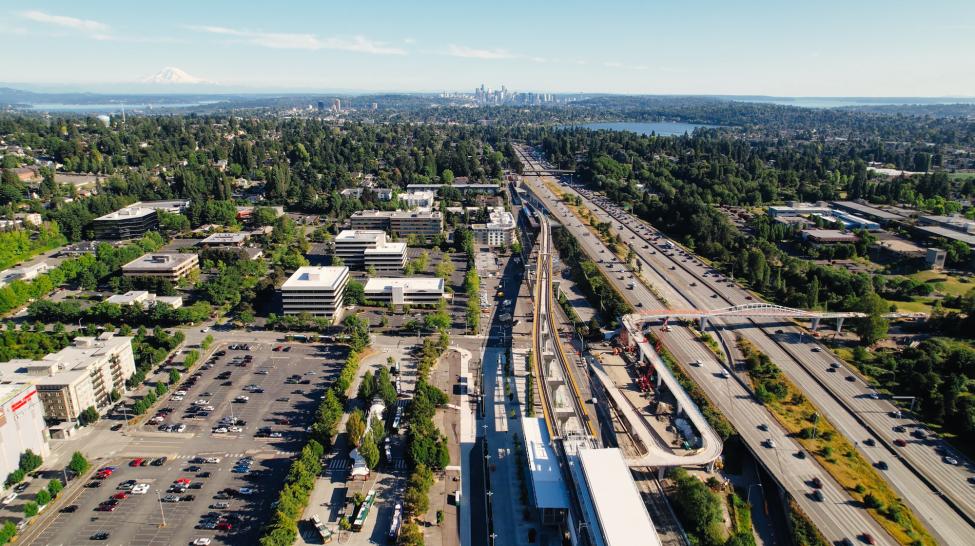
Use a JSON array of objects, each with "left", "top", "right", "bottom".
[
  {"left": 747, "top": 483, "right": 766, "bottom": 515},
  {"left": 155, "top": 490, "right": 167, "bottom": 527}
]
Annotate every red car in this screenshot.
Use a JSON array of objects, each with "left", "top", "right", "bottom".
[
  {"left": 894, "top": 439, "right": 907, "bottom": 447},
  {"left": 216, "top": 521, "right": 233, "bottom": 531},
  {"left": 112, "top": 492, "right": 129, "bottom": 500},
  {"left": 129, "top": 458, "right": 144, "bottom": 467},
  {"left": 174, "top": 478, "right": 192, "bottom": 485}
]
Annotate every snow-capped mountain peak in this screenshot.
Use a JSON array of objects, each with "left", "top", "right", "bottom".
[{"left": 141, "top": 67, "right": 210, "bottom": 84}]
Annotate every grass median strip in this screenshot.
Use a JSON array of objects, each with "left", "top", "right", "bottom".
[{"left": 737, "top": 337, "right": 934, "bottom": 546}]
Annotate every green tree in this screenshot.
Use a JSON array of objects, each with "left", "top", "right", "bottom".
[
  {"left": 68, "top": 451, "right": 90, "bottom": 474},
  {"left": 48, "top": 478, "right": 63, "bottom": 498},
  {"left": 23, "top": 501, "right": 38, "bottom": 518},
  {"left": 346, "top": 409, "right": 366, "bottom": 447},
  {"left": 360, "top": 435, "right": 380, "bottom": 469},
  {"left": 35, "top": 488, "right": 51, "bottom": 506},
  {"left": 853, "top": 291, "right": 890, "bottom": 345}
]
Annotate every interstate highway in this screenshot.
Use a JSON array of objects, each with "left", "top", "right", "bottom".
[{"left": 516, "top": 146, "right": 972, "bottom": 545}]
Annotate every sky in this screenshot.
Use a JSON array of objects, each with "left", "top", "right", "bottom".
[{"left": 1, "top": 0, "right": 974, "bottom": 96}]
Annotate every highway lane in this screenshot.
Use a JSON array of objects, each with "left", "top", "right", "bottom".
[
  {"left": 559, "top": 177, "right": 975, "bottom": 533},
  {"left": 519, "top": 167, "right": 895, "bottom": 544},
  {"left": 517, "top": 148, "right": 975, "bottom": 544}
]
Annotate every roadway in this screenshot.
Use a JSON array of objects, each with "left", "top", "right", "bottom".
[
  {"left": 514, "top": 147, "right": 972, "bottom": 545},
  {"left": 534, "top": 158, "right": 975, "bottom": 541}
]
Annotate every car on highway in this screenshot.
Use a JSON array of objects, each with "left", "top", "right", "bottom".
[
  {"left": 764, "top": 438, "right": 775, "bottom": 449},
  {"left": 720, "top": 369, "right": 730, "bottom": 379},
  {"left": 795, "top": 450, "right": 806, "bottom": 459},
  {"left": 875, "top": 461, "right": 888, "bottom": 470},
  {"left": 894, "top": 439, "right": 907, "bottom": 447},
  {"left": 812, "top": 489, "right": 824, "bottom": 502},
  {"left": 61, "top": 504, "right": 79, "bottom": 512},
  {"left": 862, "top": 533, "right": 877, "bottom": 545},
  {"left": 758, "top": 423, "right": 768, "bottom": 431}
]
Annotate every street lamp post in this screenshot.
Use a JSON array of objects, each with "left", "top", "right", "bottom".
[{"left": 156, "top": 490, "right": 167, "bottom": 527}]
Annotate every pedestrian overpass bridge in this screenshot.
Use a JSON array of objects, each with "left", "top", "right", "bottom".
[{"left": 632, "top": 302, "right": 923, "bottom": 333}]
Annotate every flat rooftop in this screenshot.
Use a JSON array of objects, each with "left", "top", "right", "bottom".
[
  {"left": 95, "top": 200, "right": 189, "bottom": 221},
  {"left": 363, "top": 277, "right": 444, "bottom": 292},
  {"left": 122, "top": 253, "right": 198, "bottom": 271},
  {"left": 363, "top": 242, "right": 407, "bottom": 255},
  {"left": 336, "top": 229, "right": 387, "bottom": 243},
  {"left": 95, "top": 206, "right": 157, "bottom": 221},
  {"left": 831, "top": 201, "right": 904, "bottom": 221},
  {"left": 281, "top": 266, "right": 349, "bottom": 290},
  {"left": 200, "top": 232, "right": 250, "bottom": 244},
  {"left": 0, "top": 381, "right": 34, "bottom": 407},
  {"left": 2, "top": 334, "right": 132, "bottom": 386},
  {"left": 352, "top": 210, "right": 442, "bottom": 220},
  {"left": 578, "top": 448, "right": 659, "bottom": 546},
  {"left": 917, "top": 225, "right": 975, "bottom": 246},
  {"left": 801, "top": 229, "right": 859, "bottom": 242},
  {"left": 522, "top": 418, "right": 570, "bottom": 509}
]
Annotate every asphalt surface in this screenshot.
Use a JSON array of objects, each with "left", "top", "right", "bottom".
[{"left": 21, "top": 341, "right": 340, "bottom": 546}]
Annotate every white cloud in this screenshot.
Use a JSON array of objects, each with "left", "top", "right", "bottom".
[
  {"left": 20, "top": 10, "right": 109, "bottom": 35},
  {"left": 189, "top": 25, "right": 405, "bottom": 55},
  {"left": 603, "top": 61, "right": 649, "bottom": 71},
  {"left": 446, "top": 44, "right": 515, "bottom": 60}
]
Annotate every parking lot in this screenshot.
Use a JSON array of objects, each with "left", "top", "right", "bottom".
[{"left": 24, "top": 341, "right": 345, "bottom": 546}]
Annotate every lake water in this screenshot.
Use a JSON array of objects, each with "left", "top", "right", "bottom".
[{"left": 567, "top": 121, "right": 715, "bottom": 136}]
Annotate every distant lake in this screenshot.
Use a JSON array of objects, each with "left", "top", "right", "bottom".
[
  {"left": 26, "top": 101, "right": 221, "bottom": 113},
  {"left": 566, "top": 121, "right": 716, "bottom": 136}
]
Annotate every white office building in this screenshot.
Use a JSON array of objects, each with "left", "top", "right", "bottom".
[
  {"left": 0, "top": 334, "right": 136, "bottom": 422},
  {"left": 279, "top": 266, "right": 350, "bottom": 320},
  {"left": 363, "top": 277, "right": 446, "bottom": 306},
  {"left": 106, "top": 290, "right": 183, "bottom": 309},
  {"left": 473, "top": 207, "right": 518, "bottom": 247},
  {"left": 334, "top": 230, "right": 407, "bottom": 272}
]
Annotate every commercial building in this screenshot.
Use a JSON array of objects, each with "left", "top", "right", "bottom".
[
  {"left": 0, "top": 334, "right": 136, "bottom": 422},
  {"left": 0, "top": 382, "right": 50, "bottom": 482},
  {"left": 571, "top": 448, "right": 660, "bottom": 546},
  {"left": 916, "top": 215, "right": 975, "bottom": 253},
  {"left": 405, "top": 183, "right": 501, "bottom": 195},
  {"left": 122, "top": 253, "right": 200, "bottom": 281},
  {"left": 472, "top": 207, "right": 518, "bottom": 247},
  {"left": 199, "top": 232, "right": 251, "bottom": 247},
  {"left": 106, "top": 290, "right": 183, "bottom": 309},
  {"left": 400, "top": 190, "right": 436, "bottom": 210},
  {"left": 766, "top": 202, "right": 880, "bottom": 230},
  {"left": 0, "top": 261, "right": 51, "bottom": 288},
  {"left": 350, "top": 210, "right": 443, "bottom": 239},
  {"left": 800, "top": 229, "right": 859, "bottom": 244},
  {"left": 279, "top": 266, "right": 350, "bottom": 319},
  {"left": 363, "top": 277, "right": 446, "bottom": 306},
  {"left": 334, "top": 230, "right": 407, "bottom": 272},
  {"left": 831, "top": 201, "right": 905, "bottom": 225},
  {"left": 92, "top": 200, "right": 189, "bottom": 239}
]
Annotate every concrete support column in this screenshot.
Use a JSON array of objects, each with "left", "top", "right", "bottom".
[
  {"left": 811, "top": 317, "right": 820, "bottom": 331},
  {"left": 699, "top": 316, "right": 708, "bottom": 332},
  {"left": 836, "top": 317, "right": 845, "bottom": 333}
]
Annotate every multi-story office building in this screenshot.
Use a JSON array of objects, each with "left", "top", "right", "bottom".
[
  {"left": 334, "top": 230, "right": 407, "bottom": 272},
  {"left": 363, "top": 277, "right": 446, "bottom": 306},
  {"left": 279, "top": 266, "right": 350, "bottom": 320},
  {"left": 122, "top": 253, "right": 200, "bottom": 281},
  {"left": 0, "top": 334, "right": 136, "bottom": 422},
  {"left": 473, "top": 207, "right": 518, "bottom": 247},
  {"left": 92, "top": 200, "right": 189, "bottom": 239},
  {"left": 0, "top": 382, "right": 50, "bottom": 481},
  {"left": 350, "top": 210, "right": 443, "bottom": 239}
]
